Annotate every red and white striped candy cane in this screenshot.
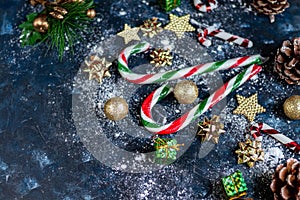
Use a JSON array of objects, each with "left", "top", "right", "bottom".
[
  {"left": 141, "top": 64, "right": 262, "bottom": 134},
  {"left": 194, "top": 0, "right": 218, "bottom": 12},
  {"left": 250, "top": 122, "right": 300, "bottom": 154},
  {"left": 118, "top": 42, "right": 262, "bottom": 84},
  {"left": 198, "top": 26, "right": 253, "bottom": 48}
]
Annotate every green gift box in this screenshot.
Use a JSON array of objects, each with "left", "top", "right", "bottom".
[
  {"left": 221, "top": 170, "right": 248, "bottom": 200},
  {"left": 158, "top": 0, "right": 181, "bottom": 12},
  {"left": 154, "top": 138, "right": 183, "bottom": 164}
]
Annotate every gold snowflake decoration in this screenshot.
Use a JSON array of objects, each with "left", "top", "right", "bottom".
[
  {"left": 197, "top": 115, "right": 226, "bottom": 144},
  {"left": 150, "top": 48, "right": 173, "bottom": 67},
  {"left": 83, "top": 55, "right": 112, "bottom": 84},
  {"left": 140, "top": 17, "right": 163, "bottom": 38}
]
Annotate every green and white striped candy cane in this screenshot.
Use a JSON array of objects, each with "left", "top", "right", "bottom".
[
  {"left": 141, "top": 64, "right": 262, "bottom": 134},
  {"left": 118, "top": 42, "right": 263, "bottom": 84}
]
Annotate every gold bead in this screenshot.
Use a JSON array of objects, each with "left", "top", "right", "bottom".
[
  {"left": 33, "top": 14, "right": 49, "bottom": 33},
  {"left": 87, "top": 8, "right": 96, "bottom": 19},
  {"left": 104, "top": 97, "right": 129, "bottom": 121},
  {"left": 49, "top": 11, "right": 64, "bottom": 20},
  {"left": 283, "top": 95, "right": 300, "bottom": 120},
  {"left": 174, "top": 80, "right": 198, "bottom": 104}
]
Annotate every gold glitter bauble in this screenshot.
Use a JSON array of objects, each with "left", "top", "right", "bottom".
[
  {"left": 104, "top": 97, "right": 129, "bottom": 121},
  {"left": 33, "top": 15, "right": 49, "bottom": 33},
  {"left": 283, "top": 95, "right": 300, "bottom": 120},
  {"left": 174, "top": 80, "right": 198, "bottom": 104},
  {"left": 87, "top": 8, "right": 96, "bottom": 19}
]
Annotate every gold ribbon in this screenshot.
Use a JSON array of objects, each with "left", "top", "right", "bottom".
[{"left": 228, "top": 176, "right": 247, "bottom": 200}]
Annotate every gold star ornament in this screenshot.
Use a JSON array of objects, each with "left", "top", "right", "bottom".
[
  {"left": 164, "top": 14, "right": 195, "bottom": 39},
  {"left": 83, "top": 55, "right": 112, "bottom": 84},
  {"left": 233, "top": 93, "right": 266, "bottom": 122},
  {"left": 197, "top": 115, "right": 226, "bottom": 144},
  {"left": 117, "top": 24, "right": 141, "bottom": 44}
]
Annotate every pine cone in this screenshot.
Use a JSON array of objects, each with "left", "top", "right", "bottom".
[
  {"left": 270, "top": 158, "right": 300, "bottom": 200},
  {"left": 274, "top": 38, "right": 300, "bottom": 85},
  {"left": 252, "top": 0, "right": 290, "bottom": 23}
]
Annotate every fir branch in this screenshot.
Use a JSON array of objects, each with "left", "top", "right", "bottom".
[{"left": 19, "top": 0, "right": 95, "bottom": 60}]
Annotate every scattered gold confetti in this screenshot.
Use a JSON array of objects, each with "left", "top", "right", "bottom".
[
  {"left": 197, "top": 115, "right": 226, "bottom": 144},
  {"left": 83, "top": 55, "right": 112, "bottom": 84},
  {"left": 150, "top": 48, "right": 173, "bottom": 67},
  {"left": 164, "top": 14, "right": 195, "bottom": 39},
  {"left": 117, "top": 24, "right": 141, "bottom": 44},
  {"left": 233, "top": 93, "right": 266, "bottom": 122},
  {"left": 140, "top": 17, "right": 163, "bottom": 38},
  {"left": 235, "top": 139, "right": 264, "bottom": 168}
]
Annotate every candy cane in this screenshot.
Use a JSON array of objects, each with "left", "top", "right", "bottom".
[
  {"left": 250, "top": 122, "right": 300, "bottom": 154},
  {"left": 194, "top": 0, "right": 218, "bottom": 12},
  {"left": 190, "top": 19, "right": 253, "bottom": 48},
  {"left": 118, "top": 42, "right": 262, "bottom": 84},
  {"left": 141, "top": 64, "right": 262, "bottom": 134}
]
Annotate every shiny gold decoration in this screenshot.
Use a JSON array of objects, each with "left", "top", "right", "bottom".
[
  {"left": 283, "top": 95, "right": 300, "bottom": 120},
  {"left": 174, "top": 80, "right": 198, "bottom": 104},
  {"left": 30, "top": 0, "right": 47, "bottom": 6},
  {"left": 49, "top": 11, "right": 64, "bottom": 20},
  {"left": 235, "top": 139, "right": 264, "bottom": 168},
  {"left": 83, "top": 55, "right": 112, "bottom": 84},
  {"left": 140, "top": 17, "right": 163, "bottom": 38},
  {"left": 53, "top": 6, "right": 68, "bottom": 15},
  {"left": 117, "top": 24, "right": 141, "bottom": 44},
  {"left": 33, "top": 15, "right": 49, "bottom": 33},
  {"left": 233, "top": 93, "right": 266, "bottom": 122},
  {"left": 197, "top": 115, "right": 226, "bottom": 144},
  {"left": 50, "top": 6, "right": 68, "bottom": 20},
  {"left": 150, "top": 48, "right": 173, "bottom": 67},
  {"left": 104, "top": 97, "right": 129, "bottom": 121},
  {"left": 86, "top": 8, "right": 96, "bottom": 18},
  {"left": 164, "top": 14, "right": 195, "bottom": 39}
]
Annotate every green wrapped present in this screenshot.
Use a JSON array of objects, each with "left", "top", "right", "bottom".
[
  {"left": 158, "top": 0, "right": 181, "bottom": 12},
  {"left": 221, "top": 170, "right": 248, "bottom": 200},
  {"left": 154, "top": 138, "right": 184, "bottom": 164}
]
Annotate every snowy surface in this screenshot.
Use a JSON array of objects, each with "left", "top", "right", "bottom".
[{"left": 0, "top": 0, "right": 299, "bottom": 199}]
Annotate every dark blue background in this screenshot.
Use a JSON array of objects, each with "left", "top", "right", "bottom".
[{"left": 0, "top": 0, "right": 299, "bottom": 199}]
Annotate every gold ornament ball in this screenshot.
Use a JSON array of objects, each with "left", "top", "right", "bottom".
[
  {"left": 33, "top": 15, "right": 49, "bottom": 33},
  {"left": 104, "top": 97, "right": 129, "bottom": 121},
  {"left": 87, "top": 9, "right": 96, "bottom": 19},
  {"left": 174, "top": 80, "right": 198, "bottom": 104},
  {"left": 283, "top": 95, "right": 300, "bottom": 120}
]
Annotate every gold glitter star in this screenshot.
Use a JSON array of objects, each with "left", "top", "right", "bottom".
[
  {"left": 83, "top": 55, "right": 112, "bottom": 84},
  {"left": 197, "top": 116, "right": 226, "bottom": 144},
  {"left": 117, "top": 24, "right": 141, "bottom": 44},
  {"left": 233, "top": 93, "right": 266, "bottom": 122},
  {"left": 164, "top": 14, "right": 195, "bottom": 39}
]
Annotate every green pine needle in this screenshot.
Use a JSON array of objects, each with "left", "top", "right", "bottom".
[{"left": 19, "top": 0, "right": 95, "bottom": 60}]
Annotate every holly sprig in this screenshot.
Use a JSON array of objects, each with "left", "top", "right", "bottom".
[{"left": 19, "top": 13, "right": 45, "bottom": 46}]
